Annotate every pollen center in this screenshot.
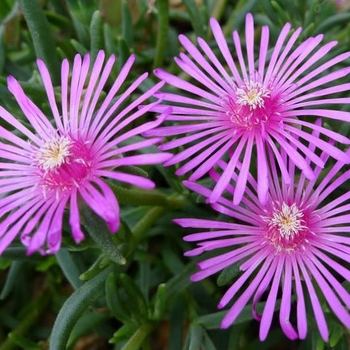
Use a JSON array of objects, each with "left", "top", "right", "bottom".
[
  {"left": 270, "top": 203, "right": 305, "bottom": 239},
  {"left": 261, "top": 202, "right": 309, "bottom": 252},
  {"left": 34, "top": 134, "right": 93, "bottom": 196},
  {"left": 236, "top": 81, "right": 270, "bottom": 110},
  {"left": 222, "top": 79, "right": 282, "bottom": 133},
  {"left": 36, "top": 136, "right": 72, "bottom": 171}
]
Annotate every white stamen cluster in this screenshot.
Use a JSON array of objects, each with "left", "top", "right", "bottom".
[
  {"left": 36, "top": 136, "right": 72, "bottom": 171},
  {"left": 236, "top": 81, "right": 270, "bottom": 110},
  {"left": 268, "top": 202, "right": 306, "bottom": 240}
]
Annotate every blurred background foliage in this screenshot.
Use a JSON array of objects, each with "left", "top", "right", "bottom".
[{"left": 0, "top": 0, "right": 350, "bottom": 349}]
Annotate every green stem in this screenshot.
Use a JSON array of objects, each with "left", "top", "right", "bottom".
[
  {"left": 166, "top": 194, "right": 188, "bottom": 210},
  {"left": 210, "top": 0, "right": 228, "bottom": 22},
  {"left": 129, "top": 206, "right": 165, "bottom": 254},
  {"left": 49, "top": 267, "right": 112, "bottom": 350},
  {"left": 153, "top": 0, "right": 169, "bottom": 69},
  {"left": 121, "top": 323, "right": 154, "bottom": 350},
  {"left": 18, "top": 0, "right": 60, "bottom": 85},
  {"left": 90, "top": 10, "right": 104, "bottom": 62},
  {"left": 55, "top": 249, "right": 83, "bottom": 289},
  {"left": 109, "top": 183, "right": 168, "bottom": 207},
  {"left": 0, "top": 289, "right": 50, "bottom": 350}
]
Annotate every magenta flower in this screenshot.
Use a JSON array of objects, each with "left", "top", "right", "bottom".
[
  {"left": 175, "top": 133, "right": 350, "bottom": 341},
  {"left": 0, "top": 51, "right": 171, "bottom": 255},
  {"left": 146, "top": 13, "right": 350, "bottom": 205}
]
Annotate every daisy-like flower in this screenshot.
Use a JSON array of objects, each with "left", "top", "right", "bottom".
[
  {"left": 145, "top": 13, "right": 350, "bottom": 205},
  {"left": 0, "top": 51, "right": 172, "bottom": 255},
  {"left": 175, "top": 127, "right": 350, "bottom": 341}
]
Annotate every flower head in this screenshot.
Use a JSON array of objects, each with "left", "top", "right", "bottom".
[
  {"left": 0, "top": 51, "right": 171, "bottom": 255},
  {"left": 175, "top": 135, "right": 350, "bottom": 341},
  {"left": 146, "top": 13, "right": 350, "bottom": 205}
]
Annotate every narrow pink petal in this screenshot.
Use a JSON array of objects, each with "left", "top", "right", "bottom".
[
  {"left": 233, "top": 135, "right": 254, "bottom": 205},
  {"left": 153, "top": 91, "right": 222, "bottom": 111},
  {"left": 305, "top": 255, "right": 350, "bottom": 329},
  {"left": 26, "top": 201, "right": 58, "bottom": 254},
  {"left": 188, "top": 136, "right": 236, "bottom": 180},
  {"left": 311, "top": 247, "right": 350, "bottom": 283},
  {"left": 290, "top": 254, "right": 307, "bottom": 339},
  {"left": 93, "top": 81, "right": 165, "bottom": 146},
  {"left": 154, "top": 68, "right": 222, "bottom": 104},
  {"left": 211, "top": 202, "right": 262, "bottom": 226},
  {"left": 36, "top": 59, "right": 64, "bottom": 131},
  {"left": 279, "top": 257, "right": 298, "bottom": 340},
  {"left": 195, "top": 39, "right": 235, "bottom": 89},
  {"left": 144, "top": 122, "right": 222, "bottom": 138},
  {"left": 192, "top": 243, "right": 261, "bottom": 282},
  {"left": 87, "top": 56, "right": 146, "bottom": 137},
  {"left": 297, "top": 257, "right": 329, "bottom": 341},
  {"left": 100, "top": 105, "right": 170, "bottom": 150},
  {"left": 266, "top": 137, "right": 291, "bottom": 185},
  {"left": 221, "top": 255, "right": 274, "bottom": 329},
  {"left": 159, "top": 126, "right": 227, "bottom": 151},
  {"left": 79, "top": 50, "right": 105, "bottom": 130},
  {"left": 192, "top": 236, "right": 256, "bottom": 252},
  {"left": 98, "top": 153, "right": 172, "bottom": 168},
  {"left": 0, "top": 197, "right": 42, "bottom": 237},
  {"left": 174, "top": 218, "right": 244, "bottom": 230},
  {"left": 183, "top": 227, "right": 261, "bottom": 242},
  {"left": 102, "top": 138, "right": 163, "bottom": 157},
  {"left": 245, "top": 13, "right": 255, "bottom": 78},
  {"left": 270, "top": 27, "right": 302, "bottom": 83},
  {"left": 277, "top": 127, "right": 325, "bottom": 167},
  {"left": 69, "top": 189, "right": 85, "bottom": 243},
  {"left": 275, "top": 36, "right": 324, "bottom": 90},
  {"left": 210, "top": 18, "right": 242, "bottom": 85},
  {"left": 260, "top": 255, "right": 285, "bottom": 341},
  {"left": 264, "top": 22, "right": 292, "bottom": 84},
  {"left": 284, "top": 118, "right": 350, "bottom": 144},
  {"left": 69, "top": 54, "right": 82, "bottom": 133},
  {"left": 0, "top": 199, "right": 43, "bottom": 254},
  {"left": 210, "top": 134, "right": 247, "bottom": 203},
  {"left": 280, "top": 40, "right": 337, "bottom": 89},
  {"left": 0, "top": 107, "right": 41, "bottom": 146},
  {"left": 7, "top": 77, "right": 55, "bottom": 139},
  {"left": 176, "top": 54, "right": 227, "bottom": 96},
  {"left": 95, "top": 170, "right": 155, "bottom": 189},
  {"left": 269, "top": 130, "right": 314, "bottom": 179},
  {"left": 176, "top": 134, "right": 233, "bottom": 176},
  {"left": 258, "top": 25, "right": 269, "bottom": 78},
  {"left": 218, "top": 248, "right": 269, "bottom": 308},
  {"left": 46, "top": 197, "right": 67, "bottom": 254},
  {"left": 179, "top": 34, "right": 233, "bottom": 92},
  {"left": 288, "top": 66, "right": 350, "bottom": 99},
  {"left": 79, "top": 179, "right": 119, "bottom": 233},
  {"left": 233, "top": 30, "right": 248, "bottom": 81},
  {"left": 252, "top": 256, "right": 278, "bottom": 321},
  {"left": 255, "top": 133, "right": 268, "bottom": 204},
  {"left": 61, "top": 58, "right": 70, "bottom": 128},
  {"left": 308, "top": 251, "right": 350, "bottom": 309},
  {"left": 287, "top": 52, "right": 350, "bottom": 94}
]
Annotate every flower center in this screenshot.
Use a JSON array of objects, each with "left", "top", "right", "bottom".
[
  {"left": 261, "top": 202, "right": 310, "bottom": 252},
  {"left": 236, "top": 81, "right": 270, "bottom": 110},
  {"left": 222, "top": 79, "right": 281, "bottom": 132},
  {"left": 36, "top": 136, "right": 72, "bottom": 171},
  {"left": 35, "top": 135, "right": 93, "bottom": 196}
]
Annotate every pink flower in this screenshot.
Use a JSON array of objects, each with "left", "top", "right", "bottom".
[
  {"left": 175, "top": 130, "right": 350, "bottom": 341},
  {"left": 0, "top": 51, "right": 171, "bottom": 255},
  {"left": 146, "top": 13, "right": 350, "bottom": 205}
]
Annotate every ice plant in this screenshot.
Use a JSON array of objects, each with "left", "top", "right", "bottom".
[
  {"left": 146, "top": 13, "right": 350, "bottom": 205},
  {"left": 175, "top": 133, "right": 350, "bottom": 341},
  {"left": 0, "top": 51, "right": 172, "bottom": 255}
]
